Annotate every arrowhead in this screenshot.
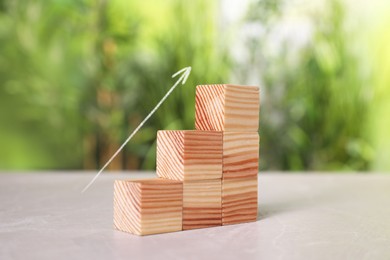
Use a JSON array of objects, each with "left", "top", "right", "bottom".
[{"left": 172, "top": 66, "right": 192, "bottom": 85}]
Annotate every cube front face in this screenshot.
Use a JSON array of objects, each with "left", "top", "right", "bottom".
[
  {"left": 222, "top": 175, "right": 258, "bottom": 225},
  {"left": 113, "top": 178, "right": 183, "bottom": 236},
  {"left": 183, "top": 179, "right": 222, "bottom": 230},
  {"left": 156, "top": 131, "right": 185, "bottom": 181},
  {"left": 195, "top": 84, "right": 225, "bottom": 131},
  {"left": 223, "top": 132, "right": 259, "bottom": 179},
  {"left": 195, "top": 84, "right": 260, "bottom": 132},
  {"left": 114, "top": 180, "right": 142, "bottom": 235},
  {"left": 157, "top": 130, "right": 223, "bottom": 181},
  {"left": 183, "top": 131, "right": 223, "bottom": 180}
]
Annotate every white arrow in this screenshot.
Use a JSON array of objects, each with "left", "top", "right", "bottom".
[{"left": 82, "top": 66, "right": 192, "bottom": 193}]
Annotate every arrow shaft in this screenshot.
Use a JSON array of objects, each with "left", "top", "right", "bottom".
[{"left": 82, "top": 68, "right": 190, "bottom": 193}]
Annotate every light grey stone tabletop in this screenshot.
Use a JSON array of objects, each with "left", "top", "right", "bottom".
[{"left": 0, "top": 172, "right": 389, "bottom": 260}]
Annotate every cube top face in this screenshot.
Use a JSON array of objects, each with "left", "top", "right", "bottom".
[
  {"left": 129, "top": 178, "right": 182, "bottom": 187},
  {"left": 195, "top": 84, "right": 260, "bottom": 132},
  {"left": 157, "top": 130, "right": 222, "bottom": 181},
  {"left": 223, "top": 132, "right": 259, "bottom": 179},
  {"left": 113, "top": 178, "right": 183, "bottom": 236}
]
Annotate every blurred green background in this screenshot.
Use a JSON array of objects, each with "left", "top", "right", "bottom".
[{"left": 0, "top": 0, "right": 389, "bottom": 172}]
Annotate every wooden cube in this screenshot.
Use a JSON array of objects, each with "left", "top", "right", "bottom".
[
  {"left": 222, "top": 175, "right": 258, "bottom": 225},
  {"left": 223, "top": 132, "right": 259, "bottom": 179},
  {"left": 183, "top": 179, "right": 222, "bottom": 230},
  {"left": 195, "top": 84, "right": 260, "bottom": 132},
  {"left": 156, "top": 130, "right": 222, "bottom": 181},
  {"left": 113, "top": 178, "right": 183, "bottom": 235}
]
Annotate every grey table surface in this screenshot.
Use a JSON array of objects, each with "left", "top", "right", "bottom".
[{"left": 0, "top": 172, "right": 389, "bottom": 260}]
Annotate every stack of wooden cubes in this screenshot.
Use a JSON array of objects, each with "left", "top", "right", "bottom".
[{"left": 114, "top": 84, "right": 259, "bottom": 235}]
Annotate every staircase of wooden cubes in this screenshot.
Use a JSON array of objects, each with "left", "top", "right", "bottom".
[{"left": 113, "top": 84, "right": 260, "bottom": 235}]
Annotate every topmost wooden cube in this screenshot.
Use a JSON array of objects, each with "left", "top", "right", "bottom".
[{"left": 195, "top": 84, "right": 260, "bottom": 132}]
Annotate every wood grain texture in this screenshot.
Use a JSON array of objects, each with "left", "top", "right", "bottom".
[
  {"left": 156, "top": 130, "right": 222, "bottom": 181},
  {"left": 222, "top": 175, "right": 258, "bottom": 225},
  {"left": 195, "top": 84, "right": 260, "bottom": 132},
  {"left": 113, "top": 178, "right": 183, "bottom": 235},
  {"left": 183, "top": 179, "right": 222, "bottom": 230},
  {"left": 223, "top": 132, "right": 259, "bottom": 179}
]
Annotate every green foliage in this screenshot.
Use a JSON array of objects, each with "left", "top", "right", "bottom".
[
  {"left": 243, "top": 0, "right": 372, "bottom": 170},
  {"left": 0, "top": 0, "right": 230, "bottom": 170},
  {"left": 368, "top": 10, "right": 390, "bottom": 171},
  {"left": 1, "top": 0, "right": 387, "bottom": 172}
]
